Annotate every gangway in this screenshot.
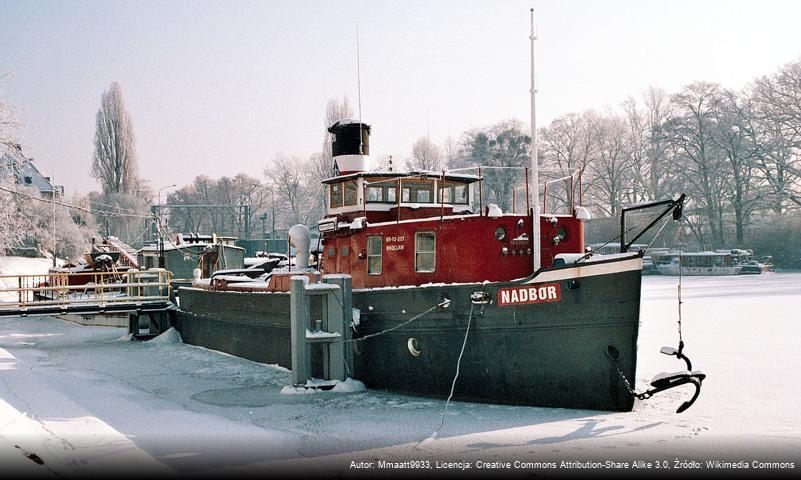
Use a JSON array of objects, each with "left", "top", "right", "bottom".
[{"left": 0, "top": 270, "right": 173, "bottom": 318}]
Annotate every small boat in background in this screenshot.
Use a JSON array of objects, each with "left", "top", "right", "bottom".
[
  {"left": 653, "top": 251, "right": 742, "bottom": 276},
  {"left": 48, "top": 236, "right": 139, "bottom": 286}
]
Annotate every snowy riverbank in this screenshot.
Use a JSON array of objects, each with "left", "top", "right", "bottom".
[{"left": 1, "top": 268, "right": 799, "bottom": 477}]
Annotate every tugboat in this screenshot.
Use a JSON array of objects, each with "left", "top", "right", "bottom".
[{"left": 175, "top": 14, "right": 702, "bottom": 412}]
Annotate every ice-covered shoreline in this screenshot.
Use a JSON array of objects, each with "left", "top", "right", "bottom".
[{"left": 1, "top": 259, "right": 799, "bottom": 476}]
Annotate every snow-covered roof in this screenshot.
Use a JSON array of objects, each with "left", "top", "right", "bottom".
[
  {"left": 321, "top": 170, "right": 480, "bottom": 185},
  {"left": 0, "top": 147, "right": 58, "bottom": 194}
]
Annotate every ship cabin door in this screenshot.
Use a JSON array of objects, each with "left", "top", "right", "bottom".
[{"left": 338, "top": 238, "right": 352, "bottom": 275}]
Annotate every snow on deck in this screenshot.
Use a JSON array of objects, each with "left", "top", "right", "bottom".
[{"left": 1, "top": 261, "right": 800, "bottom": 475}]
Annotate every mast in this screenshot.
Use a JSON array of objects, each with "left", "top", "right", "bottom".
[{"left": 530, "top": 8, "right": 541, "bottom": 271}]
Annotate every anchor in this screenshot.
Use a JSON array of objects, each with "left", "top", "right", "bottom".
[{"left": 634, "top": 342, "right": 706, "bottom": 413}]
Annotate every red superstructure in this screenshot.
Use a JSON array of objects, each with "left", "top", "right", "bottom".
[{"left": 319, "top": 120, "right": 585, "bottom": 289}]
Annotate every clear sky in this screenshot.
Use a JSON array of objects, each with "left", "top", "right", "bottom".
[{"left": 2, "top": 0, "right": 800, "bottom": 195}]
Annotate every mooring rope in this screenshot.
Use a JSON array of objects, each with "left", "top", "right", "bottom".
[
  {"left": 677, "top": 218, "right": 684, "bottom": 347},
  {"left": 333, "top": 298, "right": 450, "bottom": 344},
  {"left": 424, "top": 302, "right": 474, "bottom": 443}
]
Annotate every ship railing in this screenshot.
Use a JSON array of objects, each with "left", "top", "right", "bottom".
[
  {"left": 446, "top": 166, "right": 582, "bottom": 217},
  {"left": 0, "top": 269, "right": 172, "bottom": 311}
]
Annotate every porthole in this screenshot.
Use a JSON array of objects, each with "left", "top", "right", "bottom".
[
  {"left": 407, "top": 338, "right": 422, "bottom": 357},
  {"left": 495, "top": 226, "right": 506, "bottom": 241},
  {"left": 556, "top": 226, "right": 568, "bottom": 241}
]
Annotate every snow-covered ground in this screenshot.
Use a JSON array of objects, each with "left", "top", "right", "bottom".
[{"left": 0, "top": 256, "right": 799, "bottom": 476}]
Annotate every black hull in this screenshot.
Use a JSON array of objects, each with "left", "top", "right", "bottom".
[{"left": 175, "top": 256, "right": 642, "bottom": 411}]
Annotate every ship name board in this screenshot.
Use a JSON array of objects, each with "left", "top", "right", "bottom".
[{"left": 498, "top": 284, "right": 560, "bottom": 306}]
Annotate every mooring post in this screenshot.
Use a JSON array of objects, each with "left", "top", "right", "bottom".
[
  {"left": 324, "top": 274, "right": 353, "bottom": 380},
  {"left": 290, "top": 275, "right": 310, "bottom": 386}
]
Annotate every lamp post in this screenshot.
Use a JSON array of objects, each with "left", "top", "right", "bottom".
[
  {"left": 157, "top": 184, "right": 176, "bottom": 206},
  {"left": 271, "top": 189, "right": 276, "bottom": 240},
  {"left": 156, "top": 184, "right": 175, "bottom": 269}
]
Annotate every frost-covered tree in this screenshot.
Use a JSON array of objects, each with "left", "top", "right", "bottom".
[
  {"left": 89, "top": 82, "right": 151, "bottom": 242},
  {"left": 91, "top": 82, "right": 139, "bottom": 195},
  {"left": 22, "top": 190, "right": 97, "bottom": 261},
  {"left": 0, "top": 173, "right": 29, "bottom": 255},
  {"left": 0, "top": 77, "right": 31, "bottom": 256},
  {"left": 0, "top": 71, "right": 20, "bottom": 151}
]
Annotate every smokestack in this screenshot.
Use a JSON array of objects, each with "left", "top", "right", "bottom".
[{"left": 328, "top": 119, "right": 371, "bottom": 174}]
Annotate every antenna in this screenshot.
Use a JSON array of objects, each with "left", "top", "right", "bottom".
[
  {"left": 530, "top": 8, "right": 541, "bottom": 271},
  {"left": 356, "top": 25, "right": 364, "bottom": 155}
]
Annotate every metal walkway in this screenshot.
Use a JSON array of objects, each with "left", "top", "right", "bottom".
[{"left": 0, "top": 270, "right": 173, "bottom": 318}]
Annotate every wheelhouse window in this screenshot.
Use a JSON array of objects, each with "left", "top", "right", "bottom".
[
  {"left": 453, "top": 184, "right": 469, "bottom": 204},
  {"left": 329, "top": 180, "right": 358, "bottom": 208},
  {"left": 402, "top": 181, "right": 435, "bottom": 204},
  {"left": 330, "top": 183, "right": 343, "bottom": 207},
  {"left": 367, "top": 236, "right": 382, "bottom": 275},
  {"left": 415, "top": 232, "right": 436, "bottom": 272},
  {"left": 344, "top": 181, "right": 358, "bottom": 206},
  {"left": 365, "top": 184, "right": 398, "bottom": 203},
  {"left": 437, "top": 182, "right": 470, "bottom": 205}
]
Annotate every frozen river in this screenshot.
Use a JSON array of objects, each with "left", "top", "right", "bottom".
[{"left": 1, "top": 270, "right": 799, "bottom": 477}]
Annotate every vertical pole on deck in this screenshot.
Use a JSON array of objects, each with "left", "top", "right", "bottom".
[
  {"left": 478, "top": 166, "right": 483, "bottom": 216},
  {"left": 512, "top": 189, "right": 516, "bottom": 213},
  {"left": 324, "top": 275, "right": 352, "bottom": 380},
  {"left": 570, "top": 175, "right": 574, "bottom": 214},
  {"left": 530, "top": 9, "right": 541, "bottom": 271},
  {"left": 440, "top": 171, "right": 445, "bottom": 221},
  {"left": 525, "top": 167, "right": 530, "bottom": 214},
  {"left": 397, "top": 178, "right": 401, "bottom": 223},
  {"left": 290, "top": 275, "right": 310, "bottom": 385},
  {"left": 362, "top": 181, "right": 367, "bottom": 219}
]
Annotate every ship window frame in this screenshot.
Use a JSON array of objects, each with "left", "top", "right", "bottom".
[
  {"left": 437, "top": 182, "right": 470, "bottom": 205},
  {"left": 367, "top": 235, "right": 382, "bottom": 275},
  {"left": 402, "top": 181, "right": 435, "bottom": 204},
  {"left": 330, "top": 183, "right": 343, "bottom": 208},
  {"left": 344, "top": 180, "right": 358, "bottom": 207},
  {"left": 415, "top": 231, "right": 436, "bottom": 273},
  {"left": 365, "top": 184, "right": 398, "bottom": 204}
]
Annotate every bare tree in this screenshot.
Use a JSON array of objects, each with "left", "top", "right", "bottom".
[
  {"left": 406, "top": 136, "right": 442, "bottom": 171},
  {"left": 751, "top": 60, "right": 801, "bottom": 211},
  {"left": 623, "top": 88, "right": 677, "bottom": 203},
  {"left": 539, "top": 112, "right": 598, "bottom": 213},
  {"left": 264, "top": 154, "right": 316, "bottom": 227},
  {"left": 164, "top": 174, "right": 269, "bottom": 238},
  {"left": 587, "top": 115, "right": 634, "bottom": 216},
  {"left": 316, "top": 97, "right": 355, "bottom": 212},
  {"left": 659, "top": 82, "right": 727, "bottom": 247},
  {"left": 91, "top": 82, "right": 139, "bottom": 194},
  {"left": 709, "top": 89, "right": 763, "bottom": 246},
  {"left": 322, "top": 96, "right": 354, "bottom": 169},
  {"left": 441, "top": 135, "right": 462, "bottom": 169}
]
